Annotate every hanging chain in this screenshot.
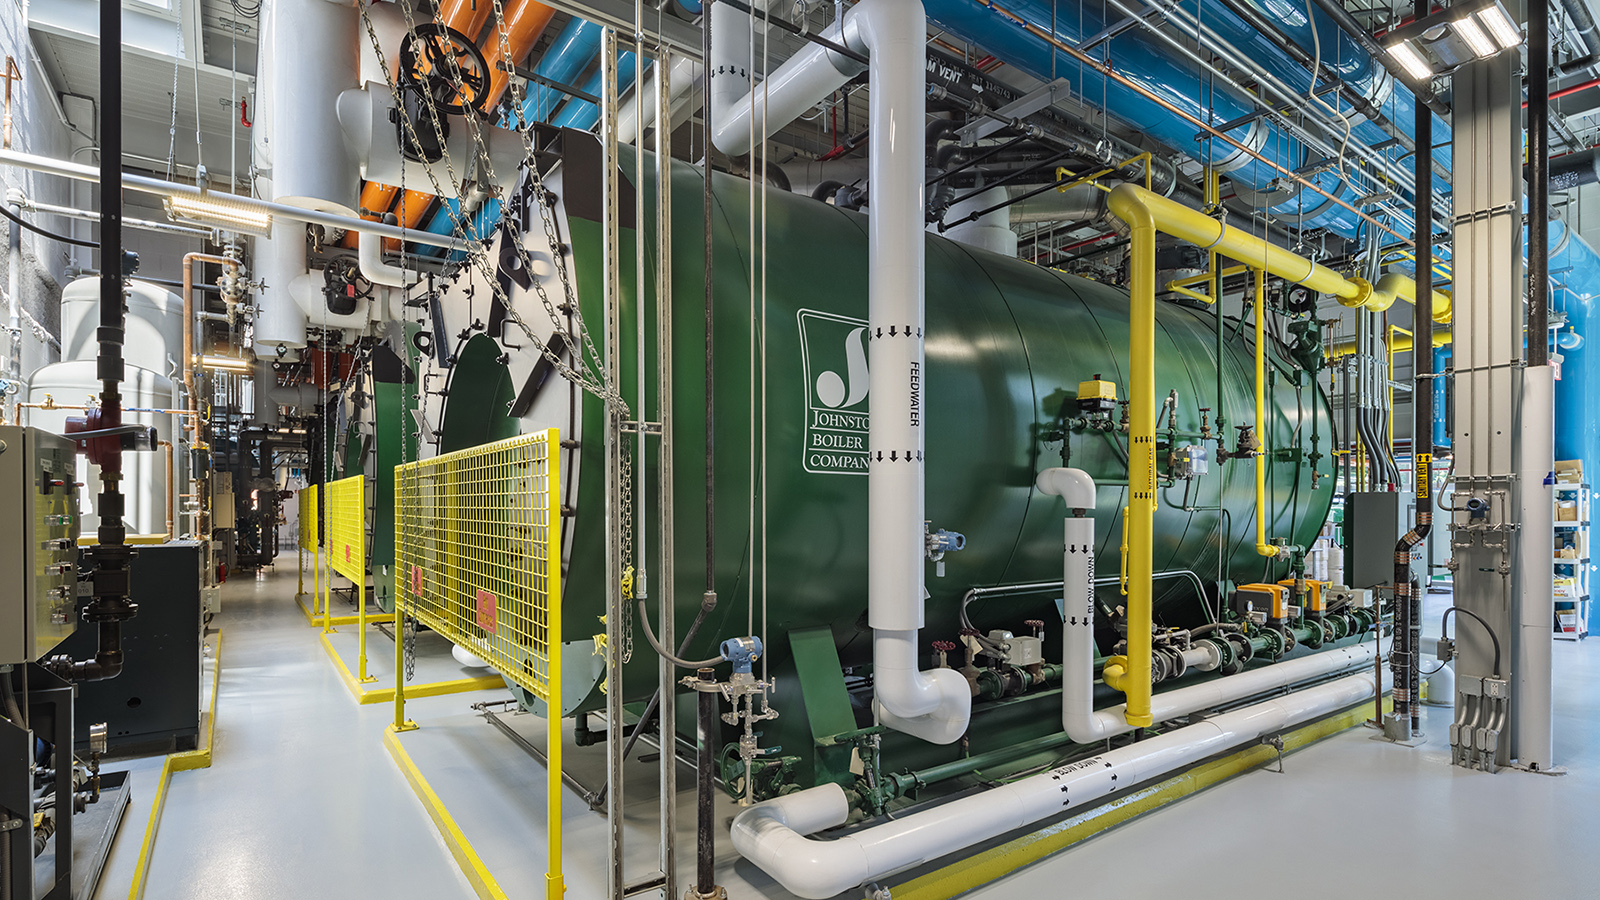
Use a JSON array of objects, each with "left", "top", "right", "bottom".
[{"left": 354, "top": 0, "right": 628, "bottom": 415}]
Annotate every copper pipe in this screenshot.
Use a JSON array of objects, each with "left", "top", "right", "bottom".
[
  {"left": 19, "top": 399, "right": 196, "bottom": 415},
  {"left": 184, "top": 252, "right": 238, "bottom": 542},
  {"left": 158, "top": 439, "right": 174, "bottom": 538},
  {"left": 973, "top": 0, "right": 1414, "bottom": 248}
]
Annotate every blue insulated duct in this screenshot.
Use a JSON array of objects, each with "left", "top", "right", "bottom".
[
  {"left": 551, "top": 51, "right": 643, "bottom": 130},
  {"left": 921, "top": 0, "right": 1369, "bottom": 235},
  {"left": 422, "top": 19, "right": 607, "bottom": 253},
  {"left": 512, "top": 19, "right": 605, "bottom": 126}
]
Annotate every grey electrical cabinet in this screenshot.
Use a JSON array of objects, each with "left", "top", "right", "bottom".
[
  {"left": 1345, "top": 491, "right": 1419, "bottom": 589},
  {"left": 0, "top": 425, "right": 82, "bottom": 665}
]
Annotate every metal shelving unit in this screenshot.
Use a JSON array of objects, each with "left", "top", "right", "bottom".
[{"left": 1554, "top": 482, "right": 1590, "bottom": 641}]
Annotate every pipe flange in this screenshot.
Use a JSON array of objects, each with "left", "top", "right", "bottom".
[
  {"left": 1300, "top": 621, "right": 1324, "bottom": 650},
  {"left": 1342, "top": 276, "right": 1375, "bottom": 311}
]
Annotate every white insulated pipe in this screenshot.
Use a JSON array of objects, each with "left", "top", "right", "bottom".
[
  {"left": 1515, "top": 364, "right": 1555, "bottom": 768},
  {"left": 708, "top": 4, "right": 865, "bottom": 159},
  {"left": 618, "top": 56, "right": 703, "bottom": 145},
  {"left": 358, "top": 230, "right": 422, "bottom": 289},
  {"left": 732, "top": 667, "right": 1388, "bottom": 898},
  {"left": 708, "top": 0, "right": 968, "bottom": 743},
  {"left": 1036, "top": 466, "right": 1386, "bottom": 743},
  {"left": 856, "top": 0, "right": 969, "bottom": 745}
]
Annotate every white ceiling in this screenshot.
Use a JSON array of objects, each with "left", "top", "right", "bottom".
[{"left": 29, "top": 0, "right": 256, "bottom": 183}]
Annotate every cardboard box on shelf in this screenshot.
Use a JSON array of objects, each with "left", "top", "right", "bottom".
[{"left": 1557, "top": 460, "right": 1584, "bottom": 484}]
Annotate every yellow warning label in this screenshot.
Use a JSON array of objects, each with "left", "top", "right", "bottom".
[{"left": 1417, "top": 453, "right": 1431, "bottom": 500}]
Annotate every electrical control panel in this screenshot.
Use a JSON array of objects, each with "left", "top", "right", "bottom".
[{"left": 1, "top": 425, "right": 82, "bottom": 664}]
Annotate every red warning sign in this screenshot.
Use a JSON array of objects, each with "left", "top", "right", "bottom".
[
  {"left": 410, "top": 565, "right": 422, "bottom": 596},
  {"left": 476, "top": 589, "right": 497, "bottom": 633}
]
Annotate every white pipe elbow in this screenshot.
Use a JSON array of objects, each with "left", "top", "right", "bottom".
[
  {"left": 729, "top": 784, "right": 859, "bottom": 899},
  {"left": 871, "top": 629, "right": 971, "bottom": 744},
  {"left": 1036, "top": 467, "right": 1097, "bottom": 508},
  {"left": 358, "top": 229, "right": 421, "bottom": 289}
]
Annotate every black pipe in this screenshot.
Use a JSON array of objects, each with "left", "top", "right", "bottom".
[
  {"left": 49, "top": 0, "right": 138, "bottom": 683},
  {"left": 702, "top": 1, "right": 717, "bottom": 600},
  {"left": 694, "top": 669, "right": 717, "bottom": 895},
  {"left": 1393, "top": 10, "right": 1434, "bottom": 736},
  {"left": 1531, "top": 0, "right": 1551, "bottom": 369}
]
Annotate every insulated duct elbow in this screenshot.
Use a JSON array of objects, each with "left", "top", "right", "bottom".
[
  {"left": 871, "top": 630, "right": 972, "bottom": 744},
  {"left": 358, "top": 229, "right": 422, "bottom": 289}
]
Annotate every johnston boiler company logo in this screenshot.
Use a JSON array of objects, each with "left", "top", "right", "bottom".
[{"left": 798, "top": 309, "right": 869, "bottom": 475}]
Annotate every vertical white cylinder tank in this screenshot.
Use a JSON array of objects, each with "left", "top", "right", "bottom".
[
  {"left": 28, "top": 276, "right": 184, "bottom": 536},
  {"left": 59, "top": 278, "right": 183, "bottom": 376},
  {"left": 27, "top": 362, "right": 175, "bottom": 536}
]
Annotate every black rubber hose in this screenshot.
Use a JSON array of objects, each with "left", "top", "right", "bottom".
[{"left": 0, "top": 203, "right": 99, "bottom": 249}]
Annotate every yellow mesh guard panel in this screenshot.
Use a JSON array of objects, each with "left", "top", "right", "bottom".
[
  {"left": 327, "top": 475, "right": 366, "bottom": 584},
  {"left": 298, "top": 485, "right": 319, "bottom": 552},
  {"left": 394, "top": 430, "right": 562, "bottom": 703}
]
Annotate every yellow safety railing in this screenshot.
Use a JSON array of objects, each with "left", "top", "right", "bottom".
[
  {"left": 394, "top": 429, "right": 563, "bottom": 900},
  {"left": 326, "top": 474, "right": 376, "bottom": 683},
  {"left": 298, "top": 486, "right": 321, "bottom": 622}
]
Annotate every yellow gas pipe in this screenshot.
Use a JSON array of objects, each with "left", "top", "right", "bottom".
[
  {"left": 1106, "top": 182, "right": 1414, "bottom": 729},
  {"left": 1252, "top": 265, "right": 1275, "bottom": 559}
]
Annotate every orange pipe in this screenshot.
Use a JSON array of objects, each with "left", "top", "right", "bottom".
[
  {"left": 443, "top": 0, "right": 495, "bottom": 43},
  {"left": 341, "top": 182, "right": 402, "bottom": 249},
  {"left": 383, "top": 189, "right": 436, "bottom": 252},
  {"left": 481, "top": 0, "right": 557, "bottom": 109}
]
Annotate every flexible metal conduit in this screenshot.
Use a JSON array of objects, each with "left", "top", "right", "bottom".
[{"left": 732, "top": 667, "right": 1387, "bottom": 898}]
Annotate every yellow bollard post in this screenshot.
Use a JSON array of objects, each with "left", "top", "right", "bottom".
[{"left": 545, "top": 429, "right": 564, "bottom": 900}]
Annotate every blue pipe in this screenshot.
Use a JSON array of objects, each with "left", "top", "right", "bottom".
[
  {"left": 422, "top": 19, "right": 607, "bottom": 254},
  {"left": 511, "top": 19, "right": 604, "bottom": 127},
  {"left": 551, "top": 52, "right": 643, "bottom": 130},
  {"left": 1433, "top": 345, "right": 1450, "bottom": 449},
  {"left": 922, "top": 0, "right": 1368, "bottom": 235}
]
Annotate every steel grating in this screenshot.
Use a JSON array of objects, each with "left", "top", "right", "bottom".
[
  {"left": 326, "top": 475, "right": 366, "bottom": 584},
  {"left": 394, "top": 430, "right": 562, "bottom": 704}
]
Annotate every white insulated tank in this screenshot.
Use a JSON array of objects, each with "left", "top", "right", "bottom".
[
  {"left": 26, "top": 361, "right": 175, "bottom": 537},
  {"left": 27, "top": 277, "right": 184, "bottom": 536},
  {"left": 59, "top": 277, "right": 184, "bottom": 376}
]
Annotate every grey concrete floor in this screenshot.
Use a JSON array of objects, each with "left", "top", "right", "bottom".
[
  {"left": 93, "top": 562, "right": 481, "bottom": 900},
  {"left": 91, "top": 568, "right": 1600, "bottom": 900}
]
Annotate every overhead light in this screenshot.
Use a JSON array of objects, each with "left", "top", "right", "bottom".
[
  {"left": 201, "top": 355, "right": 254, "bottom": 373},
  {"left": 1383, "top": 0, "right": 1521, "bottom": 80},
  {"left": 1476, "top": 5, "right": 1522, "bottom": 51},
  {"left": 1451, "top": 15, "right": 1497, "bottom": 59},
  {"left": 165, "top": 194, "right": 272, "bottom": 236},
  {"left": 1388, "top": 40, "right": 1434, "bottom": 81}
]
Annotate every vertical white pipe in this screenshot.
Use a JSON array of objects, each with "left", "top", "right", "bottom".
[
  {"left": 1515, "top": 364, "right": 1555, "bottom": 768},
  {"left": 856, "top": 0, "right": 970, "bottom": 745}
]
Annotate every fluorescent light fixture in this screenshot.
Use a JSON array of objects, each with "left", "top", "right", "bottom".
[
  {"left": 1476, "top": 5, "right": 1522, "bottom": 50},
  {"left": 1389, "top": 40, "right": 1433, "bottom": 81},
  {"left": 165, "top": 195, "right": 272, "bottom": 236},
  {"left": 1452, "top": 15, "right": 1497, "bottom": 59},
  {"left": 201, "top": 355, "right": 254, "bottom": 373}
]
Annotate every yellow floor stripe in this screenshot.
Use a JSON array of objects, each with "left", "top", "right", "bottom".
[
  {"left": 128, "top": 631, "right": 225, "bottom": 899},
  {"left": 319, "top": 631, "right": 504, "bottom": 705},
  {"left": 384, "top": 724, "right": 510, "bottom": 900},
  {"left": 295, "top": 592, "right": 372, "bottom": 627},
  {"left": 889, "top": 697, "right": 1391, "bottom": 900}
]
